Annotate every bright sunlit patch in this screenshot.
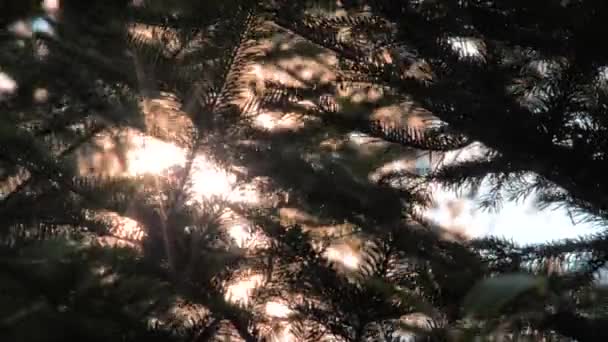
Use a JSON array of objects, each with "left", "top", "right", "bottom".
[
  {"left": 370, "top": 101, "right": 435, "bottom": 127},
  {"left": 224, "top": 272, "right": 265, "bottom": 305},
  {"left": 7, "top": 16, "right": 55, "bottom": 38},
  {"left": 265, "top": 301, "right": 292, "bottom": 318},
  {"left": 128, "top": 24, "right": 183, "bottom": 58},
  {"left": 78, "top": 130, "right": 185, "bottom": 177},
  {"left": 8, "top": 20, "right": 32, "bottom": 38},
  {"left": 91, "top": 211, "right": 147, "bottom": 252},
  {"left": 78, "top": 129, "right": 263, "bottom": 207},
  {"left": 341, "top": 252, "right": 360, "bottom": 270},
  {"left": 126, "top": 134, "right": 187, "bottom": 175},
  {"left": 371, "top": 104, "right": 405, "bottom": 123},
  {"left": 279, "top": 207, "right": 321, "bottom": 227},
  {"left": 255, "top": 113, "right": 278, "bottom": 130},
  {"left": 227, "top": 223, "right": 252, "bottom": 248},
  {"left": 94, "top": 210, "right": 147, "bottom": 242},
  {"left": 422, "top": 186, "right": 479, "bottom": 240},
  {"left": 221, "top": 208, "right": 270, "bottom": 250},
  {"left": 130, "top": 135, "right": 257, "bottom": 205},
  {"left": 250, "top": 63, "right": 263, "bottom": 80},
  {"left": 128, "top": 23, "right": 158, "bottom": 45},
  {"left": 412, "top": 143, "right": 602, "bottom": 244},
  {"left": 33, "top": 88, "right": 49, "bottom": 103},
  {"left": 369, "top": 159, "right": 409, "bottom": 184},
  {"left": 255, "top": 33, "right": 338, "bottom": 86},
  {"left": 300, "top": 68, "right": 314, "bottom": 80},
  {"left": 345, "top": 132, "right": 393, "bottom": 158},
  {"left": 221, "top": 208, "right": 254, "bottom": 248},
  {"left": 252, "top": 111, "right": 308, "bottom": 132},
  {"left": 42, "top": 0, "right": 60, "bottom": 12},
  {"left": 188, "top": 155, "right": 237, "bottom": 199},
  {"left": 336, "top": 84, "right": 384, "bottom": 105},
  {"left": 446, "top": 36, "right": 486, "bottom": 62},
  {"left": 0, "top": 72, "right": 18, "bottom": 99},
  {"left": 325, "top": 243, "right": 360, "bottom": 270}
]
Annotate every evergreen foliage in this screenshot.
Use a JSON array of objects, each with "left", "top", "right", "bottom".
[{"left": 2, "top": 1, "right": 608, "bottom": 341}]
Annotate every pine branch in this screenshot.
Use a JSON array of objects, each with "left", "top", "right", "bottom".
[
  {"left": 36, "top": 33, "right": 138, "bottom": 88},
  {"left": 366, "top": 2, "right": 608, "bottom": 221},
  {"left": 0, "top": 122, "right": 107, "bottom": 206},
  {"left": 472, "top": 233, "right": 608, "bottom": 290},
  {"left": 260, "top": 80, "right": 470, "bottom": 151},
  {"left": 179, "top": 4, "right": 257, "bottom": 172}
]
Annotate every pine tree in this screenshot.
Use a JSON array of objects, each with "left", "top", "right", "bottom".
[
  {"left": 1, "top": 1, "right": 260, "bottom": 340},
  {"left": 3, "top": 1, "right": 608, "bottom": 341},
  {"left": 263, "top": 0, "right": 608, "bottom": 340}
]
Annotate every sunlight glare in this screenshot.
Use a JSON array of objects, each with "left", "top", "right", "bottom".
[
  {"left": 221, "top": 208, "right": 269, "bottom": 250},
  {"left": 227, "top": 223, "right": 252, "bottom": 248},
  {"left": 446, "top": 36, "right": 486, "bottom": 62},
  {"left": 0, "top": 72, "right": 18, "bottom": 99},
  {"left": 265, "top": 301, "right": 292, "bottom": 318},
  {"left": 42, "top": 0, "right": 60, "bottom": 12},
  {"left": 255, "top": 113, "right": 278, "bottom": 130},
  {"left": 95, "top": 210, "right": 147, "bottom": 242},
  {"left": 405, "top": 142, "right": 601, "bottom": 244},
  {"left": 224, "top": 273, "right": 265, "bottom": 306},
  {"left": 252, "top": 111, "right": 308, "bottom": 132},
  {"left": 369, "top": 159, "right": 409, "bottom": 183},
  {"left": 188, "top": 155, "right": 237, "bottom": 200},
  {"left": 126, "top": 134, "right": 187, "bottom": 175},
  {"left": 33, "top": 88, "right": 49, "bottom": 103},
  {"left": 300, "top": 68, "right": 313, "bottom": 80},
  {"left": 325, "top": 243, "right": 360, "bottom": 270},
  {"left": 79, "top": 129, "right": 268, "bottom": 252},
  {"left": 105, "top": 131, "right": 259, "bottom": 205}
]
